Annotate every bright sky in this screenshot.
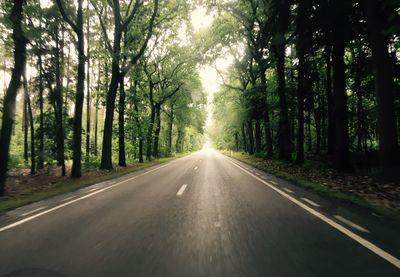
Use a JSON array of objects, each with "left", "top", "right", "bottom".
[{"left": 190, "top": 6, "right": 234, "bottom": 129}]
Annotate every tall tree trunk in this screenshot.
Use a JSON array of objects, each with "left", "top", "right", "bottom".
[
  {"left": 276, "top": 46, "right": 291, "bottom": 161},
  {"left": 0, "top": 0, "right": 27, "bottom": 195},
  {"left": 54, "top": 26, "right": 66, "bottom": 176},
  {"left": 295, "top": 0, "right": 307, "bottom": 163},
  {"left": 94, "top": 61, "right": 101, "bottom": 156},
  {"left": 118, "top": 76, "right": 126, "bottom": 167},
  {"left": 100, "top": 7, "right": 122, "bottom": 169},
  {"left": 153, "top": 104, "right": 161, "bottom": 158},
  {"left": 242, "top": 122, "right": 247, "bottom": 152},
  {"left": 133, "top": 83, "right": 143, "bottom": 163},
  {"left": 254, "top": 120, "right": 261, "bottom": 153},
  {"left": 85, "top": 1, "right": 91, "bottom": 159},
  {"left": 23, "top": 83, "right": 28, "bottom": 162},
  {"left": 23, "top": 72, "right": 35, "bottom": 174},
  {"left": 247, "top": 120, "right": 254, "bottom": 155},
  {"left": 167, "top": 105, "right": 174, "bottom": 156},
  {"left": 176, "top": 129, "right": 182, "bottom": 153},
  {"left": 325, "top": 45, "right": 335, "bottom": 155},
  {"left": 64, "top": 0, "right": 86, "bottom": 178},
  {"left": 365, "top": 0, "right": 399, "bottom": 175},
  {"left": 37, "top": 16, "right": 44, "bottom": 169},
  {"left": 274, "top": 0, "right": 291, "bottom": 161},
  {"left": 332, "top": 0, "right": 350, "bottom": 170},
  {"left": 260, "top": 67, "right": 273, "bottom": 157},
  {"left": 146, "top": 104, "right": 155, "bottom": 160},
  {"left": 314, "top": 78, "right": 322, "bottom": 154}
]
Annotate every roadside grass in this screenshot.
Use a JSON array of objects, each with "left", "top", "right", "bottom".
[
  {"left": 0, "top": 153, "right": 189, "bottom": 213},
  {"left": 221, "top": 150, "right": 400, "bottom": 221}
]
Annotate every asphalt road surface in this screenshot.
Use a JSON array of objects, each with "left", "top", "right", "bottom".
[{"left": 0, "top": 149, "right": 399, "bottom": 276}]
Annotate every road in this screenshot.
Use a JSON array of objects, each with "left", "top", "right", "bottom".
[{"left": 0, "top": 149, "right": 399, "bottom": 276}]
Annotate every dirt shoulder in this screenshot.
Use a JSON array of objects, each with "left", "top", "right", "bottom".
[{"left": 0, "top": 154, "right": 189, "bottom": 212}]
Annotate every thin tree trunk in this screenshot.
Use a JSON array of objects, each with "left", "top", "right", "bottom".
[
  {"left": 325, "top": 45, "right": 335, "bottom": 155},
  {"left": 118, "top": 76, "right": 126, "bottom": 166},
  {"left": 23, "top": 72, "right": 35, "bottom": 174},
  {"left": 153, "top": 104, "right": 161, "bottom": 158},
  {"left": 37, "top": 15, "right": 44, "bottom": 169},
  {"left": 314, "top": 79, "right": 322, "bottom": 154},
  {"left": 247, "top": 120, "right": 254, "bottom": 155},
  {"left": 85, "top": 0, "right": 91, "bottom": 159},
  {"left": 296, "top": 0, "right": 306, "bottom": 163},
  {"left": 254, "top": 120, "right": 261, "bottom": 153},
  {"left": 54, "top": 26, "right": 66, "bottom": 176},
  {"left": 242, "top": 122, "right": 247, "bottom": 152},
  {"left": 167, "top": 105, "right": 174, "bottom": 156},
  {"left": 146, "top": 103, "right": 155, "bottom": 160},
  {"left": 23, "top": 83, "right": 28, "bottom": 162}
]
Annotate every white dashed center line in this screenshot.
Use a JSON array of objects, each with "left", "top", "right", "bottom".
[
  {"left": 176, "top": 184, "right": 188, "bottom": 196},
  {"left": 194, "top": 166, "right": 198, "bottom": 170}
]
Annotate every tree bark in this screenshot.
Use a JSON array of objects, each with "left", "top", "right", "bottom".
[
  {"left": 118, "top": 76, "right": 126, "bottom": 167},
  {"left": 85, "top": 0, "right": 91, "bottom": 159},
  {"left": 167, "top": 105, "right": 174, "bottom": 156},
  {"left": 295, "top": 0, "right": 306, "bottom": 163},
  {"left": 247, "top": 120, "right": 254, "bottom": 155},
  {"left": 23, "top": 72, "right": 35, "bottom": 174},
  {"left": 146, "top": 103, "right": 155, "bottom": 160},
  {"left": 153, "top": 104, "right": 161, "bottom": 158},
  {"left": 0, "top": 0, "right": 27, "bottom": 195},
  {"left": 365, "top": 0, "right": 399, "bottom": 175},
  {"left": 254, "top": 120, "right": 261, "bottom": 153},
  {"left": 325, "top": 45, "right": 335, "bottom": 155},
  {"left": 331, "top": 0, "right": 350, "bottom": 170},
  {"left": 242, "top": 122, "right": 247, "bottom": 152},
  {"left": 55, "top": 0, "right": 86, "bottom": 177},
  {"left": 260, "top": 72, "right": 273, "bottom": 157}
]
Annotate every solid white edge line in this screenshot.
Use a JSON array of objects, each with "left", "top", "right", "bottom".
[
  {"left": 334, "top": 215, "right": 370, "bottom": 234},
  {"left": 0, "top": 162, "right": 172, "bottom": 233},
  {"left": 300, "top": 197, "right": 320, "bottom": 207},
  {"left": 227, "top": 158, "right": 400, "bottom": 269},
  {"left": 21, "top": 206, "right": 47, "bottom": 217},
  {"left": 176, "top": 184, "right": 188, "bottom": 196}
]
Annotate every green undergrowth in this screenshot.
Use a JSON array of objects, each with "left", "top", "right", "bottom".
[
  {"left": 221, "top": 150, "right": 400, "bottom": 221},
  {"left": 0, "top": 153, "right": 190, "bottom": 213}
]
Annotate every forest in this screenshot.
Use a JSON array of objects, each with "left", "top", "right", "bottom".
[
  {"left": 208, "top": 0, "right": 400, "bottom": 177},
  {"left": 0, "top": 0, "right": 400, "bottom": 199},
  {"left": 0, "top": 0, "right": 207, "bottom": 196}
]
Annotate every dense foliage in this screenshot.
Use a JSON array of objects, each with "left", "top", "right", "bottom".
[
  {"left": 208, "top": 0, "right": 400, "bottom": 176},
  {"left": 0, "top": 0, "right": 206, "bottom": 194}
]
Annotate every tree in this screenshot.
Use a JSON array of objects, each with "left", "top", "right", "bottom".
[
  {"left": 0, "top": 0, "right": 27, "bottom": 195},
  {"left": 55, "top": 0, "right": 86, "bottom": 177},
  {"left": 364, "top": 0, "right": 400, "bottom": 175}
]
